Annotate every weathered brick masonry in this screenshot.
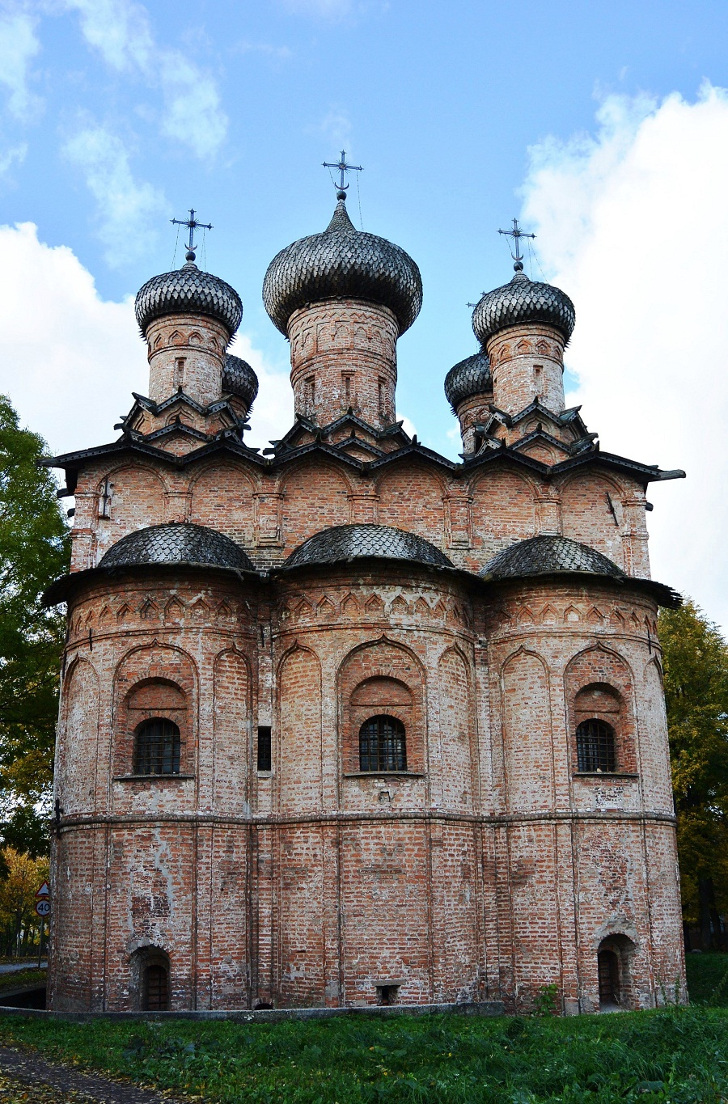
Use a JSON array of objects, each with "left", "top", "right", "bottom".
[{"left": 44, "top": 196, "right": 686, "bottom": 1014}]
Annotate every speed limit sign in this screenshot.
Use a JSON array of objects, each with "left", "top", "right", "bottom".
[{"left": 35, "top": 899, "right": 51, "bottom": 918}]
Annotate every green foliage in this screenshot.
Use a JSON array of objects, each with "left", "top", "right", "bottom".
[
  {"left": 0, "top": 396, "right": 69, "bottom": 854},
  {"left": 2, "top": 1005, "right": 728, "bottom": 1103},
  {"left": 685, "top": 952, "right": 728, "bottom": 1006},
  {"left": 532, "top": 982, "right": 559, "bottom": 1017},
  {"left": 659, "top": 601, "right": 728, "bottom": 931}
]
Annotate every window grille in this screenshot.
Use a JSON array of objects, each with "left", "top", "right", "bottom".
[
  {"left": 576, "top": 718, "right": 615, "bottom": 773},
  {"left": 359, "top": 715, "right": 406, "bottom": 772},
  {"left": 144, "top": 963, "right": 169, "bottom": 1011},
  {"left": 134, "top": 719, "right": 181, "bottom": 776}
]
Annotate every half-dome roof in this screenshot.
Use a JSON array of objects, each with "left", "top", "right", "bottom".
[
  {"left": 479, "top": 535, "right": 623, "bottom": 582},
  {"left": 99, "top": 523, "right": 254, "bottom": 572},
  {"left": 135, "top": 261, "right": 243, "bottom": 337},
  {"left": 444, "top": 351, "right": 492, "bottom": 412},
  {"left": 478, "top": 534, "right": 681, "bottom": 608},
  {"left": 222, "top": 354, "right": 259, "bottom": 407},
  {"left": 472, "top": 271, "right": 575, "bottom": 346},
  {"left": 262, "top": 199, "right": 422, "bottom": 337},
  {"left": 283, "top": 524, "right": 452, "bottom": 571}
]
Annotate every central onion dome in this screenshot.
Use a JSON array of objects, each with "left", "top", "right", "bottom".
[
  {"left": 262, "top": 198, "right": 423, "bottom": 336},
  {"left": 283, "top": 524, "right": 452, "bottom": 570},
  {"left": 472, "top": 270, "right": 575, "bottom": 346},
  {"left": 444, "top": 350, "right": 492, "bottom": 412},
  {"left": 135, "top": 259, "right": 243, "bottom": 338},
  {"left": 222, "top": 354, "right": 259, "bottom": 408},
  {"left": 99, "top": 523, "right": 254, "bottom": 572}
]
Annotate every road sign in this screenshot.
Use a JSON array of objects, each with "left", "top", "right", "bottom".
[
  {"left": 35, "top": 882, "right": 50, "bottom": 898},
  {"left": 35, "top": 899, "right": 51, "bottom": 918}
]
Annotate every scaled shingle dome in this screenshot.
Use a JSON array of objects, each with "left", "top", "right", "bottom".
[
  {"left": 262, "top": 199, "right": 423, "bottom": 337},
  {"left": 479, "top": 535, "right": 624, "bottom": 582},
  {"left": 444, "top": 351, "right": 492, "bottom": 412},
  {"left": 222, "top": 354, "right": 259, "bottom": 408},
  {"left": 472, "top": 271, "right": 575, "bottom": 346},
  {"left": 99, "top": 523, "right": 254, "bottom": 572},
  {"left": 284, "top": 524, "right": 453, "bottom": 570},
  {"left": 135, "top": 262, "right": 243, "bottom": 337}
]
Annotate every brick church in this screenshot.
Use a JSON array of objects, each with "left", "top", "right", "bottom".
[{"left": 44, "top": 167, "right": 687, "bottom": 1014}]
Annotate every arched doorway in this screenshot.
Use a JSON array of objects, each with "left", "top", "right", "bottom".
[{"left": 597, "top": 934, "right": 635, "bottom": 1010}]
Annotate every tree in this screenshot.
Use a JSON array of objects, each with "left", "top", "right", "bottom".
[
  {"left": 0, "top": 395, "right": 69, "bottom": 856},
  {"left": 659, "top": 600, "right": 728, "bottom": 948},
  {"left": 0, "top": 846, "right": 49, "bottom": 958}
]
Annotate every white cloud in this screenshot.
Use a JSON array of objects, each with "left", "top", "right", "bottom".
[
  {"left": 64, "top": 123, "right": 166, "bottom": 265},
  {"left": 314, "top": 108, "right": 353, "bottom": 154},
  {"left": 0, "top": 141, "right": 27, "bottom": 176},
  {"left": 64, "top": 0, "right": 227, "bottom": 157},
  {"left": 0, "top": 221, "right": 144, "bottom": 456},
  {"left": 0, "top": 221, "right": 291, "bottom": 462},
  {"left": 0, "top": 9, "right": 41, "bottom": 120},
  {"left": 521, "top": 83, "right": 728, "bottom": 630}
]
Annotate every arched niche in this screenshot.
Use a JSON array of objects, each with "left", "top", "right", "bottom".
[
  {"left": 470, "top": 468, "right": 537, "bottom": 558},
  {"left": 277, "top": 645, "right": 322, "bottom": 813},
  {"left": 565, "top": 646, "right": 637, "bottom": 775},
  {"left": 500, "top": 647, "right": 553, "bottom": 811},
  {"left": 338, "top": 639, "right": 425, "bottom": 775},
  {"left": 189, "top": 463, "right": 257, "bottom": 545},
  {"left": 113, "top": 644, "right": 196, "bottom": 778},
  {"left": 57, "top": 657, "right": 100, "bottom": 814},
  {"left": 375, "top": 463, "right": 446, "bottom": 547},
  {"left": 438, "top": 647, "right": 475, "bottom": 811},
  {"left": 559, "top": 473, "right": 626, "bottom": 568},
  {"left": 280, "top": 460, "right": 351, "bottom": 550}
]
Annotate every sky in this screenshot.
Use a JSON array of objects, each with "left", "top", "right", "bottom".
[{"left": 0, "top": 0, "right": 726, "bottom": 629}]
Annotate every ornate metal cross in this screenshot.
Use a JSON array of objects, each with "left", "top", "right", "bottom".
[
  {"left": 498, "top": 218, "right": 535, "bottom": 272},
  {"left": 171, "top": 208, "right": 213, "bottom": 262},
  {"left": 323, "top": 150, "right": 363, "bottom": 199}
]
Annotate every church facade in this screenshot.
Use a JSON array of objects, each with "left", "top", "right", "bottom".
[{"left": 44, "top": 184, "right": 686, "bottom": 1015}]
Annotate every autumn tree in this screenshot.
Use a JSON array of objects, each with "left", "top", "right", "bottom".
[
  {"left": 0, "top": 395, "right": 69, "bottom": 857},
  {"left": 0, "top": 846, "right": 49, "bottom": 958},
  {"left": 659, "top": 600, "right": 728, "bottom": 948}
]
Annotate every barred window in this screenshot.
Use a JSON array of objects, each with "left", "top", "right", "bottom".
[
  {"left": 359, "top": 715, "right": 406, "bottom": 772},
  {"left": 134, "top": 718, "right": 180, "bottom": 776},
  {"left": 576, "top": 718, "right": 616, "bottom": 773}
]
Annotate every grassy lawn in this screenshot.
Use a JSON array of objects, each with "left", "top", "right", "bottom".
[
  {"left": 0, "top": 956, "right": 725, "bottom": 1103},
  {"left": 0, "top": 968, "right": 47, "bottom": 995}
]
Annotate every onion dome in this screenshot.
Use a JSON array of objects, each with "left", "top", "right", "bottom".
[
  {"left": 135, "top": 260, "right": 243, "bottom": 338},
  {"left": 262, "top": 199, "right": 422, "bottom": 337},
  {"left": 444, "top": 351, "right": 492, "bottom": 412},
  {"left": 283, "top": 524, "right": 452, "bottom": 570},
  {"left": 472, "top": 271, "right": 575, "bottom": 346},
  {"left": 222, "top": 354, "right": 259, "bottom": 407},
  {"left": 99, "top": 523, "right": 254, "bottom": 572},
  {"left": 478, "top": 535, "right": 681, "bottom": 608}
]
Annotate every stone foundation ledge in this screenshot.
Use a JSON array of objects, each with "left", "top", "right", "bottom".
[{"left": 0, "top": 999, "right": 505, "bottom": 1022}]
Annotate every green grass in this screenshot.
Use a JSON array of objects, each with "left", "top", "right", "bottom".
[
  {"left": 0, "top": 967, "right": 47, "bottom": 995},
  {"left": 1, "top": 1006, "right": 728, "bottom": 1103},
  {"left": 0, "top": 956, "right": 725, "bottom": 1103},
  {"left": 686, "top": 952, "right": 728, "bottom": 1006}
]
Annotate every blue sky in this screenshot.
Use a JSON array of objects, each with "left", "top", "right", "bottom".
[{"left": 1, "top": 0, "right": 727, "bottom": 627}]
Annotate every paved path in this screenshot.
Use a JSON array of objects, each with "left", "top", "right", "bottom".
[
  {"left": 0, "top": 1045, "right": 190, "bottom": 1103},
  {"left": 0, "top": 962, "right": 47, "bottom": 974}
]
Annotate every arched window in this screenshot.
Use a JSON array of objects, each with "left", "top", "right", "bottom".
[
  {"left": 134, "top": 718, "right": 180, "bottom": 776},
  {"left": 359, "top": 715, "right": 406, "bottom": 772},
  {"left": 576, "top": 718, "right": 616, "bottom": 773}
]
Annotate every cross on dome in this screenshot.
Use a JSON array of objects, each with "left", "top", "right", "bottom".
[
  {"left": 171, "top": 208, "right": 213, "bottom": 264},
  {"left": 498, "top": 217, "right": 536, "bottom": 273},
  {"left": 322, "top": 149, "right": 363, "bottom": 201}
]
